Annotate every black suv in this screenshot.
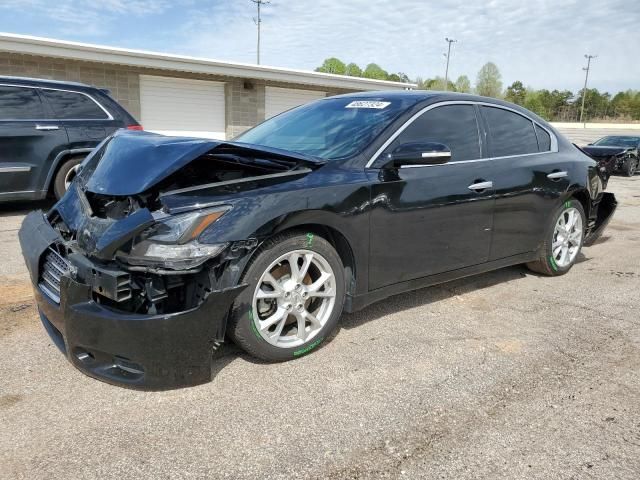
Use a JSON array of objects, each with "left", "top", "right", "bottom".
[{"left": 0, "top": 76, "right": 141, "bottom": 202}]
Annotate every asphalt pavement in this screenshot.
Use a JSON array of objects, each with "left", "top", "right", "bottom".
[{"left": 1, "top": 130, "right": 639, "bottom": 479}]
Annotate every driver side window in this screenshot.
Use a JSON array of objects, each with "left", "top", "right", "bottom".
[{"left": 389, "top": 104, "right": 481, "bottom": 162}]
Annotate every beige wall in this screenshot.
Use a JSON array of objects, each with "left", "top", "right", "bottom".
[{"left": 0, "top": 52, "right": 353, "bottom": 138}]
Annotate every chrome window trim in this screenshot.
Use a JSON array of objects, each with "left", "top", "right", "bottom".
[
  {"left": 0, "top": 166, "right": 32, "bottom": 173},
  {"left": 365, "top": 100, "right": 558, "bottom": 168},
  {"left": 0, "top": 83, "right": 113, "bottom": 121}
]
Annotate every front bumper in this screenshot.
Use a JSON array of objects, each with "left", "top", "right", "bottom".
[{"left": 19, "top": 210, "right": 245, "bottom": 390}]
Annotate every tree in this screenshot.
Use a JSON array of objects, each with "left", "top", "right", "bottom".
[
  {"left": 315, "top": 57, "right": 346, "bottom": 75},
  {"left": 344, "top": 62, "right": 362, "bottom": 77},
  {"left": 420, "top": 76, "right": 455, "bottom": 91},
  {"left": 387, "top": 73, "right": 401, "bottom": 82},
  {"left": 475, "top": 62, "right": 502, "bottom": 98},
  {"left": 363, "top": 63, "right": 389, "bottom": 80},
  {"left": 505, "top": 81, "right": 526, "bottom": 105},
  {"left": 454, "top": 75, "right": 471, "bottom": 93}
]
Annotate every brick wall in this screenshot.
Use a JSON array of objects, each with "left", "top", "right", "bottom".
[{"left": 0, "top": 52, "right": 353, "bottom": 137}]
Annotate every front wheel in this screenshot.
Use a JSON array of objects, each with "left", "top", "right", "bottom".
[
  {"left": 526, "top": 199, "right": 586, "bottom": 276},
  {"left": 228, "top": 231, "right": 345, "bottom": 361},
  {"left": 621, "top": 157, "right": 638, "bottom": 177}
]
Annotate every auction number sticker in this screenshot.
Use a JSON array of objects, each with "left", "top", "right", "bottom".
[{"left": 345, "top": 101, "right": 391, "bottom": 109}]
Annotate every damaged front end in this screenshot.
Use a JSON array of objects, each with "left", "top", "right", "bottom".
[{"left": 19, "top": 131, "right": 320, "bottom": 389}]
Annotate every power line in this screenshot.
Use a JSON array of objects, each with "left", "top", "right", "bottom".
[
  {"left": 251, "top": 0, "right": 270, "bottom": 65},
  {"left": 443, "top": 38, "right": 457, "bottom": 91},
  {"left": 579, "top": 54, "right": 597, "bottom": 125}
]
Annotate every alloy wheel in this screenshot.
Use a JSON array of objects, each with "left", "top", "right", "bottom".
[
  {"left": 252, "top": 249, "right": 336, "bottom": 348},
  {"left": 64, "top": 164, "right": 81, "bottom": 190},
  {"left": 552, "top": 207, "right": 583, "bottom": 268}
]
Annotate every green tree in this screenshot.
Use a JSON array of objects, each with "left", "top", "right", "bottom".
[
  {"left": 505, "top": 81, "right": 526, "bottom": 105},
  {"left": 454, "top": 75, "right": 471, "bottom": 93},
  {"left": 475, "top": 62, "right": 502, "bottom": 98},
  {"left": 344, "top": 62, "right": 362, "bottom": 77},
  {"left": 421, "top": 76, "right": 455, "bottom": 91},
  {"left": 363, "top": 63, "right": 389, "bottom": 80},
  {"left": 387, "top": 73, "right": 401, "bottom": 82},
  {"left": 315, "top": 57, "right": 346, "bottom": 75}
]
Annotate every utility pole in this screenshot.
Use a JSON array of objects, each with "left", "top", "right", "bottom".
[
  {"left": 579, "top": 54, "right": 597, "bottom": 126},
  {"left": 251, "top": 0, "right": 270, "bottom": 65},
  {"left": 443, "top": 37, "right": 456, "bottom": 91}
]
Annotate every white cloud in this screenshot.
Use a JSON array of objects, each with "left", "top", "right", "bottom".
[
  {"left": 1, "top": 0, "right": 638, "bottom": 92},
  {"left": 174, "top": 0, "right": 640, "bottom": 92}
]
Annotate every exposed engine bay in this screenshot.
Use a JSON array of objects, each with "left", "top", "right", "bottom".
[{"left": 43, "top": 132, "right": 318, "bottom": 317}]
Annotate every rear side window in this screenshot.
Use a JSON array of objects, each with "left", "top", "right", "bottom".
[
  {"left": 0, "top": 86, "right": 46, "bottom": 120},
  {"left": 42, "top": 89, "right": 108, "bottom": 119},
  {"left": 535, "top": 124, "right": 552, "bottom": 151},
  {"left": 390, "top": 104, "right": 481, "bottom": 162},
  {"left": 482, "top": 106, "right": 538, "bottom": 157}
]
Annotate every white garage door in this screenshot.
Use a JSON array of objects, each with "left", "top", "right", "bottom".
[
  {"left": 265, "top": 87, "right": 326, "bottom": 119},
  {"left": 140, "top": 75, "right": 226, "bottom": 139}
]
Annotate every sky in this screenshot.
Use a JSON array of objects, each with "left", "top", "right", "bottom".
[{"left": 1, "top": 0, "right": 639, "bottom": 93}]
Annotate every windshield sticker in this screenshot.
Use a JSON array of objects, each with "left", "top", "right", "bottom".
[{"left": 345, "top": 101, "right": 391, "bottom": 109}]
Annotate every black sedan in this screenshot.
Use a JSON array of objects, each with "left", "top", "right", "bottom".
[
  {"left": 582, "top": 135, "right": 640, "bottom": 177},
  {"left": 19, "top": 91, "right": 617, "bottom": 389}
]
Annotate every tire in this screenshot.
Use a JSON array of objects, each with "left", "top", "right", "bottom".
[
  {"left": 621, "top": 157, "right": 638, "bottom": 177},
  {"left": 526, "top": 199, "right": 586, "bottom": 276},
  {"left": 228, "top": 231, "right": 345, "bottom": 362},
  {"left": 53, "top": 155, "right": 85, "bottom": 199}
]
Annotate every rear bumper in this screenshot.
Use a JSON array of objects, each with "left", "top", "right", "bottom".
[
  {"left": 19, "top": 210, "right": 245, "bottom": 390},
  {"left": 584, "top": 192, "right": 617, "bottom": 247}
]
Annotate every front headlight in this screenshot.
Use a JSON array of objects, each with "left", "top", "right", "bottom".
[{"left": 118, "top": 206, "right": 231, "bottom": 270}]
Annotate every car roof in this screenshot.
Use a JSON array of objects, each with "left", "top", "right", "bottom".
[
  {"left": 328, "top": 90, "right": 552, "bottom": 127},
  {"left": 0, "top": 75, "right": 95, "bottom": 90}
]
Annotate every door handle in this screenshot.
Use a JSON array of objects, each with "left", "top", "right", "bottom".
[
  {"left": 547, "top": 171, "right": 568, "bottom": 180},
  {"left": 468, "top": 181, "right": 493, "bottom": 191},
  {"left": 35, "top": 125, "right": 59, "bottom": 131}
]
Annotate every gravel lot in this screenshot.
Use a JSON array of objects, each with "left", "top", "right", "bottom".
[{"left": 1, "top": 135, "right": 639, "bottom": 479}]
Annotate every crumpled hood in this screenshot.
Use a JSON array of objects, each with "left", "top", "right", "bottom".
[
  {"left": 83, "top": 130, "right": 324, "bottom": 196},
  {"left": 581, "top": 145, "right": 631, "bottom": 158}
]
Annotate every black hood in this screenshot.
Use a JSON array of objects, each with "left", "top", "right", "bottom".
[
  {"left": 82, "top": 130, "right": 325, "bottom": 196},
  {"left": 581, "top": 145, "right": 631, "bottom": 158}
]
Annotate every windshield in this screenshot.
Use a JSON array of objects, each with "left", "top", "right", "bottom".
[
  {"left": 594, "top": 136, "right": 640, "bottom": 147},
  {"left": 235, "top": 97, "right": 419, "bottom": 160}
]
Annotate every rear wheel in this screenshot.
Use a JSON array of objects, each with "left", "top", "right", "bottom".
[
  {"left": 527, "top": 199, "right": 585, "bottom": 276},
  {"left": 228, "top": 231, "right": 345, "bottom": 361},
  {"left": 53, "top": 155, "right": 85, "bottom": 199},
  {"left": 621, "top": 157, "right": 638, "bottom": 177}
]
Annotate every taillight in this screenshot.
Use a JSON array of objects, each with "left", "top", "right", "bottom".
[{"left": 127, "top": 125, "right": 143, "bottom": 131}]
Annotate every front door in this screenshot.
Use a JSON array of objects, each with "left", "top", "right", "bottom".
[
  {"left": 0, "top": 85, "right": 67, "bottom": 197},
  {"left": 368, "top": 104, "right": 495, "bottom": 291}
]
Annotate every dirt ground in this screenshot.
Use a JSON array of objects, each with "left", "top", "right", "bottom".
[{"left": 1, "top": 174, "right": 639, "bottom": 479}]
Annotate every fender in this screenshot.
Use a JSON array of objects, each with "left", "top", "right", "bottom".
[{"left": 44, "top": 148, "right": 94, "bottom": 192}]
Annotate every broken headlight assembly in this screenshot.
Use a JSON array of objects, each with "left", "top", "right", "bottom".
[{"left": 118, "top": 207, "right": 231, "bottom": 270}]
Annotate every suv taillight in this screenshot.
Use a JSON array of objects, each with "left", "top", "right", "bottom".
[{"left": 127, "top": 125, "right": 143, "bottom": 131}]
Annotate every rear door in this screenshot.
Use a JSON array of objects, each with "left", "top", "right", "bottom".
[
  {"left": 40, "top": 87, "right": 121, "bottom": 150},
  {"left": 479, "top": 105, "right": 567, "bottom": 260},
  {"left": 368, "top": 103, "right": 495, "bottom": 290},
  {"left": 0, "top": 84, "right": 68, "bottom": 198}
]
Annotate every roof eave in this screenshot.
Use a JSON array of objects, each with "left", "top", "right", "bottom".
[{"left": 0, "top": 33, "right": 417, "bottom": 91}]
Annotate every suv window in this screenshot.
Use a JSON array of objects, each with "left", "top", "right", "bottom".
[
  {"left": 389, "top": 104, "right": 481, "bottom": 162},
  {"left": 42, "top": 89, "right": 108, "bottom": 119},
  {"left": 534, "top": 124, "right": 552, "bottom": 151},
  {"left": 0, "top": 86, "right": 46, "bottom": 120},
  {"left": 482, "top": 106, "right": 538, "bottom": 157}
]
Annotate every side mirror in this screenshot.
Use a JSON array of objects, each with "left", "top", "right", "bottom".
[
  {"left": 587, "top": 143, "right": 593, "bottom": 146},
  {"left": 387, "top": 142, "right": 451, "bottom": 167}
]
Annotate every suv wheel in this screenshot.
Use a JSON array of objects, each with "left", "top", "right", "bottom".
[{"left": 53, "top": 155, "right": 85, "bottom": 199}]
